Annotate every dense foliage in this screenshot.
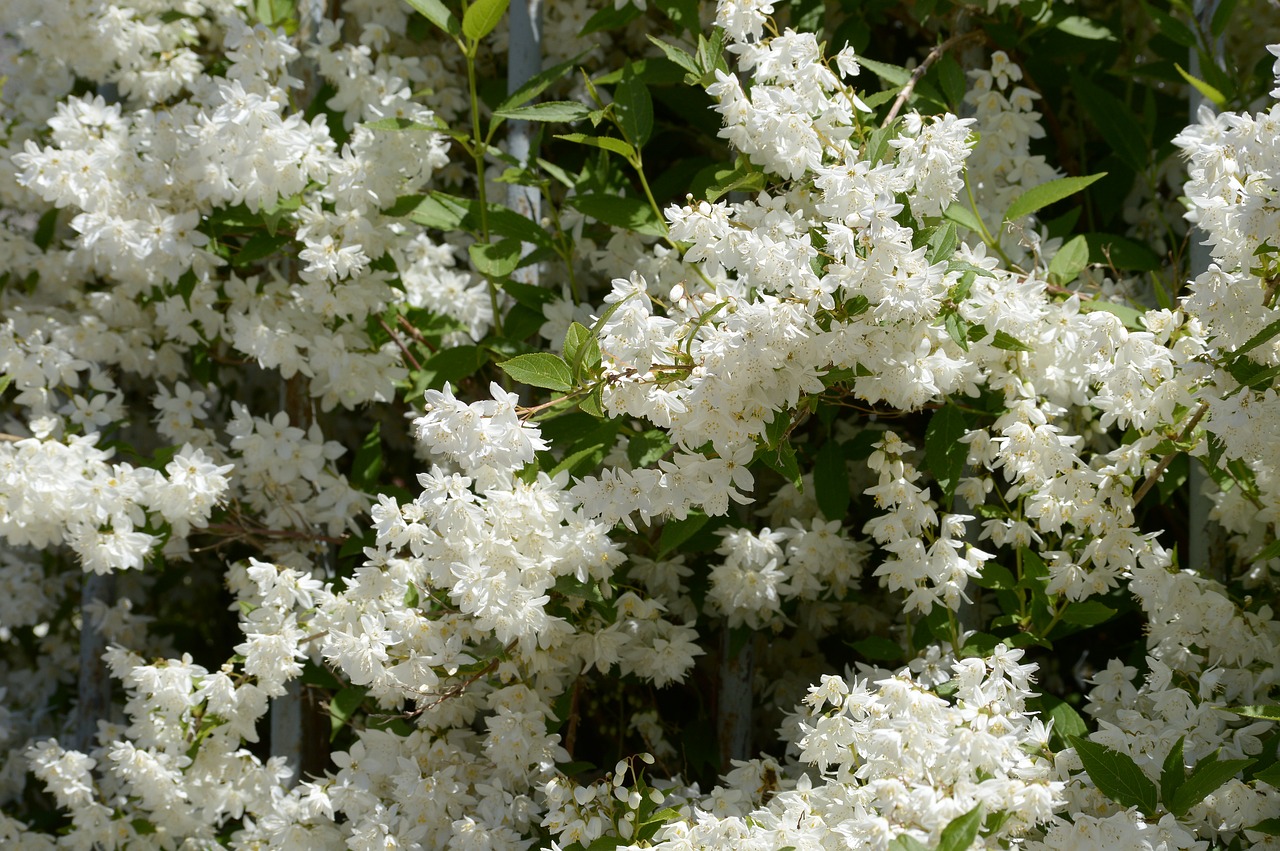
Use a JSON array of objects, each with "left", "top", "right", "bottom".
[{"left": 1, "top": 0, "right": 1280, "bottom": 848}]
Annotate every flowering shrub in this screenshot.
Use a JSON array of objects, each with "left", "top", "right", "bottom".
[{"left": 1, "top": 0, "right": 1279, "bottom": 849}]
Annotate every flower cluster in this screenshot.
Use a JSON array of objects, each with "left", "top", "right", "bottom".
[{"left": 637, "top": 647, "right": 1062, "bottom": 850}]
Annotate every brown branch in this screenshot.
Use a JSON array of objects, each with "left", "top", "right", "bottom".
[
  {"left": 564, "top": 675, "right": 583, "bottom": 757},
  {"left": 1132, "top": 402, "right": 1209, "bottom": 505},
  {"left": 883, "top": 30, "right": 985, "bottom": 126},
  {"left": 400, "top": 640, "right": 519, "bottom": 718},
  {"left": 398, "top": 314, "right": 437, "bottom": 353},
  {"left": 379, "top": 316, "right": 422, "bottom": 371}
]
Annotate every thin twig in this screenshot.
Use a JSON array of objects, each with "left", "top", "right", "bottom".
[
  {"left": 401, "top": 640, "right": 518, "bottom": 717},
  {"left": 398, "top": 314, "right": 436, "bottom": 352},
  {"left": 564, "top": 675, "right": 583, "bottom": 756},
  {"left": 379, "top": 316, "right": 422, "bottom": 371},
  {"left": 1132, "top": 402, "right": 1209, "bottom": 505},
  {"left": 883, "top": 30, "right": 985, "bottom": 126}
]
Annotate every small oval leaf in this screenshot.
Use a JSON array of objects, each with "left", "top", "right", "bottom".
[
  {"left": 462, "top": 0, "right": 510, "bottom": 41},
  {"left": 499, "top": 352, "right": 574, "bottom": 392},
  {"left": 1004, "top": 173, "right": 1107, "bottom": 222},
  {"left": 404, "top": 0, "right": 460, "bottom": 36},
  {"left": 493, "top": 101, "right": 592, "bottom": 123},
  {"left": 1070, "top": 736, "right": 1158, "bottom": 817}
]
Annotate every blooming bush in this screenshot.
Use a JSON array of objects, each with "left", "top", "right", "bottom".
[{"left": 1, "top": 0, "right": 1279, "bottom": 849}]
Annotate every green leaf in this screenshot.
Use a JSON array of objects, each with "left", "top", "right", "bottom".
[
  {"left": 943, "top": 202, "right": 985, "bottom": 234},
  {"left": 887, "top": 835, "right": 929, "bottom": 851},
  {"left": 1253, "top": 762, "right": 1280, "bottom": 787},
  {"left": 579, "top": 2, "right": 643, "bottom": 35},
  {"left": 486, "top": 206, "right": 556, "bottom": 249},
  {"left": 652, "top": 0, "right": 699, "bottom": 31},
  {"left": 974, "top": 562, "right": 1016, "bottom": 590},
  {"left": 1142, "top": 0, "right": 1197, "bottom": 46},
  {"left": 1160, "top": 735, "right": 1186, "bottom": 806},
  {"left": 1175, "top": 63, "right": 1226, "bottom": 108},
  {"left": 394, "top": 191, "right": 554, "bottom": 248},
  {"left": 536, "top": 156, "right": 575, "bottom": 188},
  {"left": 468, "top": 239, "right": 523, "bottom": 278},
  {"left": 763, "top": 409, "right": 790, "bottom": 450},
  {"left": 562, "top": 321, "right": 591, "bottom": 370},
  {"left": 1228, "top": 704, "right": 1280, "bottom": 721},
  {"left": 329, "top": 686, "right": 369, "bottom": 741},
  {"left": 1004, "top": 173, "right": 1107, "bottom": 222},
  {"left": 404, "top": 0, "right": 460, "bottom": 36},
  {"left": 1083, "top": 298, "right": 1146, "bottom": 330},
  {"left": 925, "top": 405, "right": 968, "bottom": 502},
  {"left": 858, "top": 56, "right": 910, "bottom": 87},
  {"left": 1231, "top": 315, "right": 1280, "bottom": 360},
  {"left": 1247, "top": 538, "right": 1280, "bottom": 565},
  {"left": 232, "top": 231, "right": 292, "bottom": 267},
  {"left": 555, "top": 132, "right": 637, "bottom": 161},
  {"left": 351, "top": 423, "right": 384, "bottom": 491},
  {"left": 1170, "top": 753, "right": 1254, "bottom": 817},
  {"left": 255, "top": 0, "right": 295, "bottom": 27},
  {"left": 33, "top": 208, "right": 58, "bottom": 251},
  {"left": 861, "top": 88, "right": 899, "bottom": 110},
  {"left": 499, "top": 353, "right": 574, "bottom": 392},
  {"left": 958, "top": 632, "right": 1001, "bottom": 657},
  {"left": 414, "top": 345, "right": 488, "bottom": 395},
  {"left": 945, "top": 311, "right": 972, "bottom": 353},
  {"left": 694, "top": 28, "right": 729, "bottom": 83},
  {"left": 760, "top": 439, "right": 802, "bottom": 489},
  {"left": 1211, "top": 0, "right": 1240, "bottom": 38},
  {"left": 1070, "top": 736, "right": 1158, "bottom": 816},
  {"left": 579, "top": 383, "right": 605, "bottom": 418},
  {"left": 1056, "top": 15, "right": 1116, "bottom": 40},
  {"left": 497, "top": 53, "right": 589, "bottom": 113},
  {"left": 937, "top": 805, "right": 982, "bottom": 851},
  {"left": 399, "top": 192, "right": 469, "bottom": 230},
  {"left": 560, "top": 322, "right": 601, "bottom": 383},
  {"left": 1249, "top": 817, "right": 1280, "bottom": 836},
  {"left": 500, "top": 279, "right": 556, "bottom": 309},
  {"left": 579, "top": 337, "right": 602, "bottom": 377},
  {"left": 1042, "top": 695, "right": 1088, "bottom": 749},
  {"left": 1070, "top": 74, "right": 1148, "bottom": 172},
  {"left": 1228, "top": 359, "right": 1280, "bottom": 391},
  {"left": 492, "top": 100, "right": 592, "bottom": 123},
  {"left": 935, "top": 53, "right": 966, "bottom": 108},
  {"left": 703, "top": 159, "right": 766, "bottom": 203},
  {"left": 628, "top": 429, "right": 671, "bottom": 467},
  {"left": 569, "top": 193, "right": 665, "bottom": 236},
  {"left": 865, "top": 120, "right": 902, "bottom": 166},
  {"left": 1060, "top": 600, "right": 1117, "bottom": 626},
  {"left": 990, "top": 330, "right": 1034, "bottom": 352},
  {"left": 850, "top": 636, "right": 903, "bottom": 662},
  {"left": 616, "top": 62, "right": 654, "bottom": 148},
  {"left": 813, "top": 440, "right": 850, "bottom": 521},
  {"left": 462, "top": 0, "right": 509, "bottom": 41},
  {"left": 658, "top": 512, "right": 709, "bottom": 557},
  {"left": 551, "top": 421, "right": 622, "bottom": 478},
  {"left": 646, "top": 35, "right": 700, "bottom": 78},
  {"left": 1047, "top": 235, "right": 1090, "bottom": 286},
  {"left": 927, "top": 221, "right": 959, "bottom": 265}
]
